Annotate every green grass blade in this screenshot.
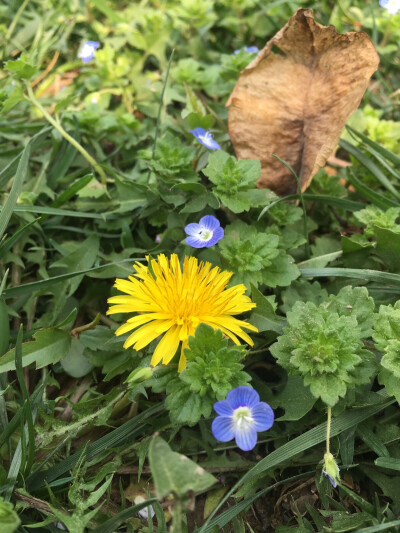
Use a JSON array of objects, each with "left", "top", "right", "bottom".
[
  {"left": 0, "top": 403, "right": 25, "bottom": 449},
  {"left": 0, "top": 143, "right": 30, "bottom": 242},
  {"left": 0, "top": 218, "right": 41, "bottom": 259},
  {"left": 339, "top": 139, "right": 400, "bottom": 200},
  {"left": 258, "top": 194, "right": 364, "bottom": 220},
  {"left": 374, "top": 457, "right": 400, "bottom": 471},
  {"left": 0, "top": 205, "right": 112, "bottom": 219},
  {"left": 0, "top": 127, "right": 51, "bottom": 189},
  {"left": 300, "top": 267, "right": 400, "bottom": 287},
  {"left": 346, "top": 126, "right": 400, "bottom": 167},
  {"left": 346, "top": 170, "right": 399, "bottom": 209},
  {"left": 14, "top": 326, "right": 35, "bottom": 475},
  {"left": 3, "top": 258, "right": 143, "bottom": 298},
  {"left": 271, "top": 153, "right": 310, "bottom": 256},
  {"left": 355, "top": 521, "right": 400, "bottom": 533}
]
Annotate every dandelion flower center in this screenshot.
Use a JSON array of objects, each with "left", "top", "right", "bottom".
[{"left": 107, "top": 254, "right": 258, "bottom": 371}]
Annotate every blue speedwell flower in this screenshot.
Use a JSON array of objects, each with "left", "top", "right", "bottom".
[
  {"left": 78, "top": 41, "right": 100, "bottom": 63},
  {"left": 234, "top": 46, "right": 259, "bottom": 55},
  {"left": 190, "top": 128, "right": 221, "bottom": 150},
  {"left": 379, "top": 0, "right": 400, "bottom": 14},
  {"left": 185, "top": 215, "right": 224, "bottom": 248},
  {"left": 212, "top": 386, "right": 274, "bottom": 451}
]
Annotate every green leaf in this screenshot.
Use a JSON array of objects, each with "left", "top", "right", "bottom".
[
  {"left": 0, "top": 497, "right": 21, "bottom": 533},
  {"left": 50, "top": 234, "right": 99, "bottom": 295},
  {"left": 300, "top": 267, "right": 400, "bottom": 288},
  {"left": 270, "top": 296, "right": 376, "bottom": 406},
  {"left": 1, "top": 86, "right": 24, "bottom": 113},
  {"left": 220, "top": 221, "right": 298, "bottom": 289},
  {"left": 323, "top": 510, "right": 373, "bottom": 532},
  {"left": 325, "top": 286, "right": 376, "bottom": 338},
  {"left": 4, "top": 54, "right": 37, "bottom": 79},
  {"left": 280, "top": 280, "right": 329, "bottom": 314},
  {"left": 203, "top": 151, "right": 262, "bottom": 213},
  {"left": 272, "top": 376, "right": 316, "bottom": 421},
  {"left": 0, "top": 143, "right": 30, "bottom": 242},
  {"left": 0, "top": 328, "right": 71, "bottom": 373},
  {"left": 264, "top": 251, "right": 300, "bottom": 288},
  {"left": 378, "top": 368, "right": 400, "bottom": 405},
  {"left": 148, "top": 436, "right": 216, "bottom": 500},
  {"left": 26, "top": 403, "right": 163, "bottom": 491},
  {"left": 374, "top": 457, "right": 400, "bottom": 472},
  {"left": 165, "top": 325, "right": 250, "bottom": 426},
  {"left": 375, "top": 226, "right": 400, "bottom": 272},
  {"left": 60, "top": 337, "right": 93, "bottom": 378},
  {"left": 250, "top": 285, "right": 285, "bottom": 334}
]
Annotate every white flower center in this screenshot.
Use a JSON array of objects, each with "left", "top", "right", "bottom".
[
  {"left": 232, "top": 406, "right": 254, "bottom": 432},
  {"left": 199, "top": 132, "right": 214, "bottom": 148},
  {"left": 197, "top": 226, "right": 212, "bottom": 241}
]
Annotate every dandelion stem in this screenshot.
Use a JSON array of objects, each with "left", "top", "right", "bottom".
[{"left": 25, "top": 83, "right": 107, "bottom": 185}]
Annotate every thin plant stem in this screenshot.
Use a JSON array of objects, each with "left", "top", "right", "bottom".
[
  {"left": 147, "top": 48, "right": 175, "bottom": 183},
  {"left": 271, "top": 153, "right": 310, "bottom": 258},
  {"left": 326, "top": 405, "right": 332, "bottom": 455},
  {"left": 25, "top": 83, "right": 107, "bottom": 185}
]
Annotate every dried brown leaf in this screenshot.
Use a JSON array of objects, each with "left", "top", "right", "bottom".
[{"left": 227, "top": 8, "right": 379, "bottom": 195}]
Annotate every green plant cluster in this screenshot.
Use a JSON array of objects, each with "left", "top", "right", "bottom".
[
  {"left": 165, "top": 324, "right": 250, "bottom": 425},
  {"left": 373, "top": 301, "right": 400, "bottom": 404},
  {"left": 270, "top": 287, "right": 377, "bottom": 406}
]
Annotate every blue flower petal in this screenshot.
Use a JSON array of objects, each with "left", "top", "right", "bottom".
[
  {"left": 212, "top": 416, "right": 235, "bottom": 442},
  {"left": 322, "top": 471, "right": 337, "bottom": 488},
  {"left": 204, "top": 227, "right": 224, "bottom": 247},
  {"left": 184, "top": 223, "right": 201, "bottom": 236},
  {"left": 185, "top": 236, "right": 207, "bottom": 248},
  {"left": 227, "top": 386, "right": 259, "bottom": 409},
  {"left": 86, "top": 41, "right": 100, "bottom": 49},
  {"left": 244, "top": 46, "right": 259, "bottom": 54},
  {"left": 190, "top": 128, "right": 221, "bottom": 150},
  {"left": 190, "top": 127, "right": 206, "bottom": 138},
  {"left": 235, "top": 425, "right": 258, "bottom": 451},
  {"left": 252, "top": 403, "right": 274, "bottom": 432},
  {"left": 213, "top": 399, "right": 234, "bottom": 416},
  {"left": 199, "top": 215, "right": 220, "bottom": 231}
]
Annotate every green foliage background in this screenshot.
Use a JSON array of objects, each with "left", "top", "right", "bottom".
[{"left": 0, "top": 0, "right": 400, "bottom": 531}]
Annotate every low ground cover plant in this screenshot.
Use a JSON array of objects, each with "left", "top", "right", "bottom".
[{"left": 0, "top": 0, "right": 400, "bottom": 531}]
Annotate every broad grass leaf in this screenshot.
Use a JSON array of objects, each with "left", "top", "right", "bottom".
[
  {"left": 0, "top": 328, "right": 71, "bottom": 372},
  {"left": 227, "top": 8, "right": 379, "bottom": 195},
  {"left": 148, "top": 436, "right": 216, "bottom": 500}
]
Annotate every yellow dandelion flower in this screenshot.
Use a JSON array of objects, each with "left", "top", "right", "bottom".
[{"left": 107, "top": 254, "right": 258, "bottom": 371}]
